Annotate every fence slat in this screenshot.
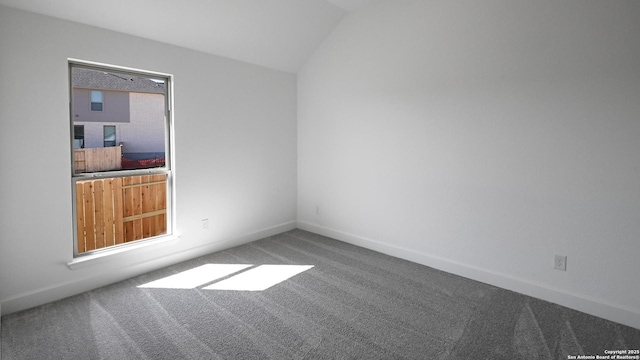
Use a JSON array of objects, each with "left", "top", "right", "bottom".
[
  {"left": 150, "top": 179, "right": 158, "bottom": 236},
  {"left": 83, "top": 181, "right": 96, "bottom": 251},
  {"left": 141, "top": 179, "right": 151, "bottom": 238},
  {"left": 158, "top": 175, "right": 167, "bottom": 234},
  {"left": 132, "top": 176, "right": 143, "bottom": 241},
  {"left": 94, "top": 180, "right": 105, "bottom": 250},
  {"left": 114, "top": 177, "right": 124, "bottom": 245},
  {"left": 103, "top": 178, "right": 115, "bottom": 247},
  {"left": 76, "top": 184, "right": 86, "bottom": 253},
  {"left": 123, "top": 176, "right": 135, "bottom": 242}
]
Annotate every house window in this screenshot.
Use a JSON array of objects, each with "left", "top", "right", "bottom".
[
  {"left": 90, "top": 90, "right": 103, "bottom": 111},
  {"left": 104, "top": 125, "right": 116, "bottom": 147},
  {"left": 70, "top": 61, "right": 173, "bottom": 256},
  {"left": 74, "top": 125, "right": 84, "bottom": 149}
]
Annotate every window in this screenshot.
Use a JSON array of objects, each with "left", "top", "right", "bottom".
[
  {"left": 103, "top": 125, "right": 116, "bottom": 147},
  {"left": 74, "top": 125, "right": 84, "bottom": 149},
  {"left": 70, "top": 60, "right": 173, "bottom": 256},
  {"left": 90, "top": 90, "right": 103, "bottom": 111}
]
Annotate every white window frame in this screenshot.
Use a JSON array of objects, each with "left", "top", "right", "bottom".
[{"left": 68, "top": 59, "right": 176, "bottom": 261}]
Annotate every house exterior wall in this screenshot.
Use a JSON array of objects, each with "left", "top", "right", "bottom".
[
  {"left": 75, "top": 92, "right": 165, "bottom": 154},
  {"left": 122, "top": 92, "right": 166, "bottom": 154},
  {"left": 73, "top": 88, "right": 130, "bottom": 123},
  {"left": 77, "top": 123, "right": 111, "bottom": 149}
]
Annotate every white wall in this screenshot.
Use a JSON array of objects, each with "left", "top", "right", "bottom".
[
  {"left": 298, "top": 0, "right": 640, "bottom": 328},
  {"left": 0, "top": 6, "right": 297, "bottom": 314}
]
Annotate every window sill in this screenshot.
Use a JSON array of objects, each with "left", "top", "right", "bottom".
[{"left": 67, "top": 234, "right": 180, "bottom": 270}]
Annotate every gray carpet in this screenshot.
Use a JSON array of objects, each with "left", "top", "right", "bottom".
[{"left": 2, "top": 229, "right": 639, "bottom": 359}]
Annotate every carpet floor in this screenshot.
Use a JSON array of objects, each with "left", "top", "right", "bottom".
[{"left": 2, "top": 229, "right": 639, "bottom": 359}]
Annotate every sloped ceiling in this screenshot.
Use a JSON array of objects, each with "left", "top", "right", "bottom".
[{"left": 0, "top": 0, "right": 382, "bottom": 73}]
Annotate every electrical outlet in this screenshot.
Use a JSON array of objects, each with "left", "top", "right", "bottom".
[
  {"left": 554, "top": 255, "right": 567, "bottom": 271},
  {"left": 201, "top": 219, "right": 209, "bottom": 230}
]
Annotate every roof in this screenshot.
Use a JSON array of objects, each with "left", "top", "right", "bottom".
[{"left": 71, "top": 67, "right": 166, "bottom": 94}]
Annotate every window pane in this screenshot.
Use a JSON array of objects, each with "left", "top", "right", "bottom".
[
  {"left": 71, "top": 66, "right": 167, "bottom": 171},
  {"left": 90, "top": 90, "right": 103, "bottom": 102},
  {"left": 75, "top": 174, "right": 168, "bottom": 253},
  {"left": 74, "top": 125, "right": 84, "bottom": 149},
  {"left": 104, "top": 126, "right": 116, "bottom": 147},
  {"left": 104, "top": 126, "right": 116, "bottom": 141}
]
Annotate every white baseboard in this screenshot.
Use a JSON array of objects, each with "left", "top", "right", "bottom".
[
  {"left": 0, "top": 221, "right": 297, "bottom": 316},
  {"left": 297, "top": 221, "right": 640, "bottom": 330}
]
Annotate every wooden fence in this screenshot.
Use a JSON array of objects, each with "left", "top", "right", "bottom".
[
  {"left": 74, "top": 146, "right": 122, "bottom": 173},
  {"left": 75, "top": 174, "right": 167, "bottom": 253}
]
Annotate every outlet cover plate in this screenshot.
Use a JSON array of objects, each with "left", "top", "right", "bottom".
[{"left": 554, "top": 255, "right": 567, "bottom": 271}]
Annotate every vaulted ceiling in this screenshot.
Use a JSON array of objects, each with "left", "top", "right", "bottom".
[{"left": 0, "top": 0, "right": 383, "bottom": 73}]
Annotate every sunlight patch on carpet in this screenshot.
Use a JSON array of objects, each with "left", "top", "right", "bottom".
[
  {"left": 203, "top": 265, "right": 315, "bottom": 291},
  {"left": 137, "top": 264, "right": 252, "bottom": 289},
  {"left": 137, "top": 264, "right": 314, "bottom": 291}
]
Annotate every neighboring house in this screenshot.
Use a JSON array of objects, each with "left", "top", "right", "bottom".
[{"left": 71, "top": 67, "right": 166, "bottom": 164}]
